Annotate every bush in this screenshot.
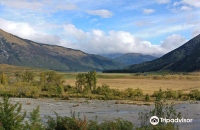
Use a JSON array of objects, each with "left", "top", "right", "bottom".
[
  {"left": 152, "top": 89, "right": 164, "bottom": 100},
  {"left": 123, "top": 88, "right": 134, "bottom": 98},
  {"left": 0, "top": 94, "right": 184, "bottom": 130},
  {"left": 145, "top": 94, "right": 150, "bottom": 102},
  {"left": 189, "top": 89, "right": 200, "bottom": 100},
  {"left": 46, "top": 113, "right": 133, "bottom": 130},
  {"left": 0, "top": 96, "right": 26, "bottom": 130},
  {"left": 96, "top": 119, "right": 133, "bottom": 130},
  {"left": 24, "top": 106, "right": 45, "bottom": 130},
  {"left": 133, "top": 88, "right": 143, "bottom": 97},
  {"left": 46, "top": 113, "right": 88, "bottom": 130},
  {"left": 165, "top": 89, "right": 177, "bottom": 99},
  {"left": 137, "top": 96, "right": 181, "bottom": 130}
]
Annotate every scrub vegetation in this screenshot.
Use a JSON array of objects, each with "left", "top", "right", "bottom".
[
  {"left": 0, "top": 70, "right": 199, "bottom": 101},
  {"left": 0, "top": 95, "right": 181, "bottom": 130}
]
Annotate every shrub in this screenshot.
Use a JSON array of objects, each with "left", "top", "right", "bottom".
[
  {"left": 0, "top": 96, "right": 26, "bottom": 130},
  {"left": 165, "top": 89, "right": 177, "bottom": 99},
  {"left": 189, "top": 89, "right": 200, "bottom": 100},
  {"left": 138, "top": 96, "right": 181, "bottom": 130},
  {"left": 0, "top": 125, "right": 4, "bottom": 130},
  {"left": 177, "top": 90, "right": 183, "bottom": 98},
  {"left": 46, "top": 113, "right": 88, "bottom": 130},
  {"left": 24, "top": 106, "right": 45, "bottom": 130},
  {"left": 96, "top": 119, "right": 133, "bottom": 130},
  {"left": 63, "top": 84, "right": 72, "bottom": 92},
  {"left": 145, "top": 94, "right": 150, "bottom": 102},
  {"left": 95, "top": 84, "right": 111, "bottom": 95},
  {"left": 133, "top": 88, "right": 143, "bottom": 97},
  {"left": 152, "top": 89, "right": 164, "bottom": 101},
  {"left": 46, "top": 113, "right": 133, "bottom": 130},
  {"left": 124, "top": 88, "right": 134, "bottom": 98}
]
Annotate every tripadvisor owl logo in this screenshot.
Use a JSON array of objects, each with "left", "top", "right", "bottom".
[
  {"left": 150, "top": 116, "right": 159, "bottom": 125},
  {"left": 150, "top": 116, "right": 193, "bottom": 125}
]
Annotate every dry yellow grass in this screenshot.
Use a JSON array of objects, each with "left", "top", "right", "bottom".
[
  {"left": 65, "top": 78, "right": 200, "bottom": 95},
  {"left": 1, "top": 63, "right": 199, "bottom": 96}
]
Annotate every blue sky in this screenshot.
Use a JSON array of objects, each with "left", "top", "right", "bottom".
[{"left": 0, "top": 0, "right": 200, "bottom": 56}]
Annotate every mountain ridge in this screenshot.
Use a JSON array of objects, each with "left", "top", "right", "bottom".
[
  {"left": 103, "top": 34, "right": 200, "bottom": 73},
  {"left": 114, "top": 53, "right": 157, "bottom": 65},
  {"left": 0, "top": 29, "right": 125, "bottom": 72}
]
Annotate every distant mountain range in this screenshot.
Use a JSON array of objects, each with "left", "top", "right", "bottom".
[
  {"left": 100, "top": 53, "right": 157, "bottom": 65},
  {"left": 100, "top": 53, "right": 123, "bottom": 59},
  {"left": 104, "top": 34, "right": 200, "bottom": 73},
  {"left": 0, "top": 29, "right": 125, "bottom": 72},
  {"left": 114, "top": 53, "right": 157, "bottom": 65}
]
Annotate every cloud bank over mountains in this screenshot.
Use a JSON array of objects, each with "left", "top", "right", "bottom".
[
  {"left": 0, "top": 18, "right": 188, "bottom": 56},
  {"left": 0, "top": 0, "right": 200, "bottom": 56}
]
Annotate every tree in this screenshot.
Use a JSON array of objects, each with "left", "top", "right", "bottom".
[
  {"left": 75, "top": 73, "right": 87, "bottom": 92},
  {"left": 93, "top": 71, "right": 97, "bottom": 90},
  {"left": 15, "top": 72, "right": 22, "bottom": 82},
  {"left": 85, "top": 71, "right": 97, "bottom": 91},
  {"left": 0, "top": 96, "right": 26, "bottom": 130},
  {"left": 40, "top": 72, "right": 46, "bottom": 86},
  {"left": 40, "top": 71, "right": 64, "bottom": 94},
  {"left": 0, "top": 73, "right": 8, "bottom": 85},
  {"left": 15, "top": 71, "right": 34, "bottom": 83},
  {"left": 22, "top": 71, "right": 34, "bottom": 82},
  {"left": 75, "top": 71, "right": 97, "bottom": 92}
]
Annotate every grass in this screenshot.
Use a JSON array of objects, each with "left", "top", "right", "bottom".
[
  {"left": 63, "top": 72, "right": 200, "bottom": 95},
  {"left": 1, "top": 64, "right": 200, "bottom": 96},
  {"left": 65, "top": 78, "right": 200, "bottom": 95},
  {"left": 0, "top": 64, "right": 47, "bottom": 77}
]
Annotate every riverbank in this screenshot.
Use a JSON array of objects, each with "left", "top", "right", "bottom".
[{"left": 7, "top": 98, "right": 200, "bottom": 130}]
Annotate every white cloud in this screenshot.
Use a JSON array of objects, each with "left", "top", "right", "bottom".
[
  {"left": 0, "top": 0, "right": 43, "bottom": 11},
  {"left": 143, "top": 9, "right": 155, "bottom": 14},
  {"left": 180, "top": 6, "right": 192, "bottom": 11},
  {"left": 63, "top": 24, "right": 88, "bottom": 42},
  {"left": 0, "top": 18, "right": 61, "bottom": 45},
  {"left": 135, "top": 20, "right": 153, "bottom": 26},
  {"left": 62, "top": 24, "right": 187, "bottom": 55},
  {"left": 173, "top": 2, "right": 179, "bottom": 6},
  {"left": 0, "top": 0, "right": 44, "bottom": 11},
  {"left": 136, "top": 24, "right": 195, "bottom": 38},
  {"left": 192, "top": 26, "right": 200, "bottom": 37},
  {"left": 90, "top": 19, "right": 98, "bottom": 23},
  {"left": 0, "top": 0, "right": 79, "bottom": 13},
  {"left": 157, "top": 0, "right": 171, "bottom": 4},
  {"left": 180, "top": 0, "right": 200, "bottom": 8},
  {"left": 0, "top": 19, "right": 190, "bottom": 56},
  {"left": 55, "top": 4, "right": 78, "bottom": 10},
  {"left": 85, "top": 9, "right": 113, "bottom": 18},
  {"left": 161, "top": 34, "right": 187, "bottom": 53}
]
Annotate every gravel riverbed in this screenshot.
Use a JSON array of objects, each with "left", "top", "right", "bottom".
[{"left": 7, "top": 98, "right": 200, "bottom": 130}]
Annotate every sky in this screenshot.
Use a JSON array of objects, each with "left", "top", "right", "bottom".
[{"left": 0, "top": 0, "right": 200, "bottom": 56}]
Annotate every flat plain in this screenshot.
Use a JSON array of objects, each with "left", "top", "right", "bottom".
[
  {"left": 63, "top": 72, "right": 200, "bottom": 95},
  {"left": 1, "top": 64, "right": 200, "bottom": 95}
]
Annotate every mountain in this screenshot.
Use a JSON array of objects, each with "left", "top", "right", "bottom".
[
  {"left": 99, "top": 53, "right": 124, "bottom": 59},
  {"left": 104, "top": 34, "right": 200, "bottom": 73},
  {"left": 0, "top": 29, "right": 125, "bottom": 72},
  {"left": 168, "top": 38, "right": 200, "bottom": 72},
  {"left": 114, "top": 53, "right": 157, "bottom": 65},
  {"left": 125, "top": 34, "right": 200, "bottom": 72}
]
